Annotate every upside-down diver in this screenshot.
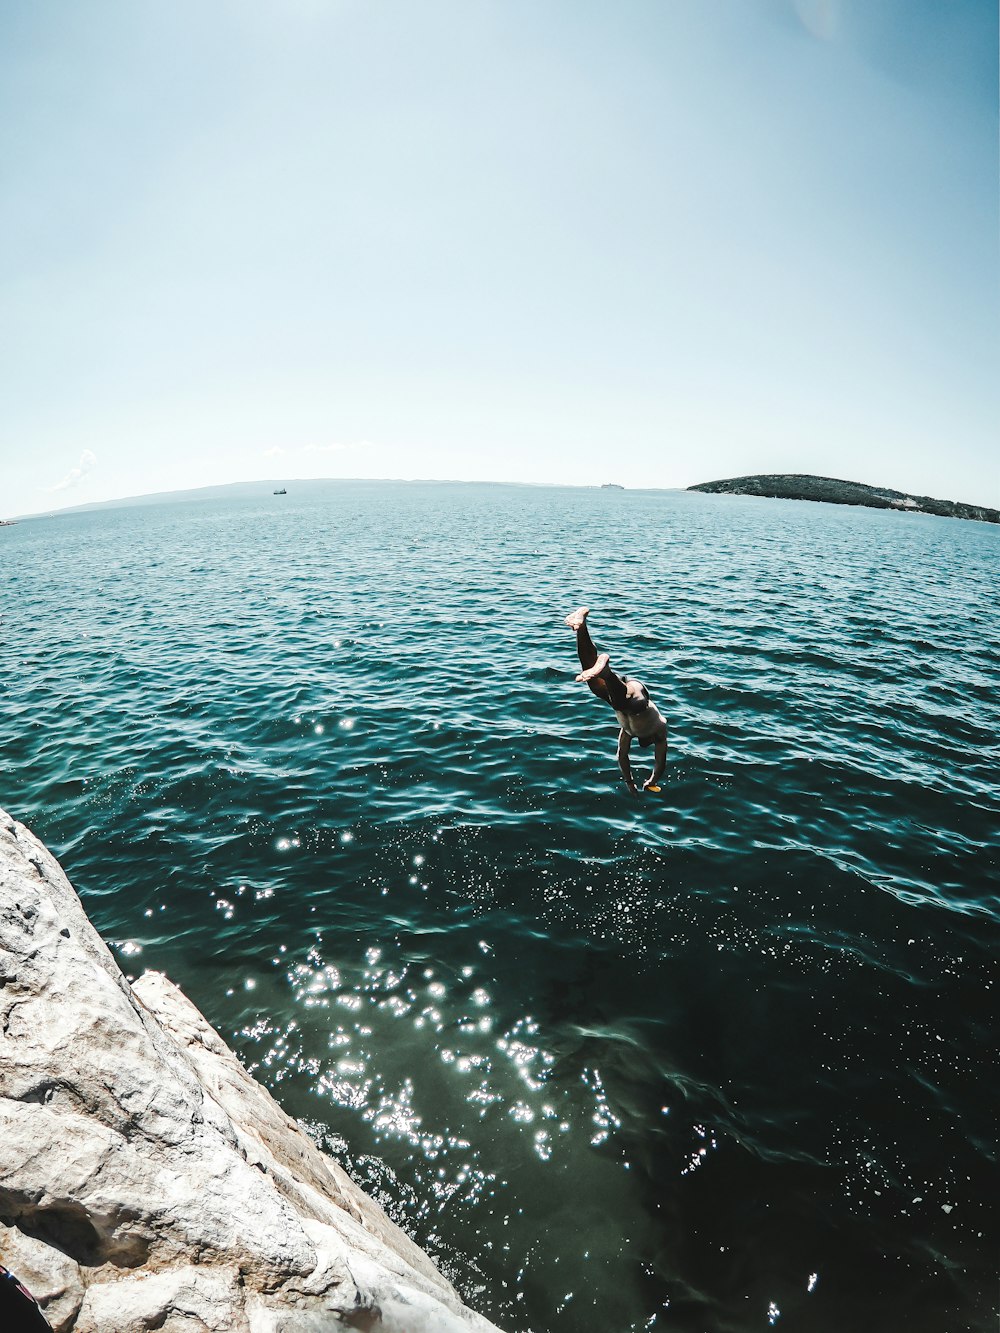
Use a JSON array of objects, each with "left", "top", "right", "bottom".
[{"left": 565, "top": 607, "right": 667, "bottom": 795}]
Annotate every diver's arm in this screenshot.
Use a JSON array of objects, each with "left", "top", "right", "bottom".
[
  {"left": 617, "top": 729, "right": 638, "bottom": 794},
  {"left": 643, "top": 735, "right": 667, "bottom": 790}
]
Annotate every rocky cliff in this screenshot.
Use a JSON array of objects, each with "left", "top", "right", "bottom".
[{"left": 0, "top": 809, "right": 503, "bottom": 1332}]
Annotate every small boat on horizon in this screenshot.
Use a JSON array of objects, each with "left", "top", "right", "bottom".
[{"left": 273, "top": 488, "right": 287, "bottom": 495}]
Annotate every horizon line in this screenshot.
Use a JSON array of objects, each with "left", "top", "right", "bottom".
[{"left": 10, "top": 475, "right": 691, "bottom": 522}]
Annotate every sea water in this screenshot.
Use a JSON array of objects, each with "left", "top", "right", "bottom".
[{"left": 2, "top": 481, "right": 997, "bottom": 1332}]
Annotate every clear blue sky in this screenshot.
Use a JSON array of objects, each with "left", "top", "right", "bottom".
[{"left": 3, "top": 0, "right": 997, "bottom": 517}]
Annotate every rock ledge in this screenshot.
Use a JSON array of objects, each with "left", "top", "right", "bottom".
[{"left": 0, "top": 809, "right": 502, "bottom": 1332}]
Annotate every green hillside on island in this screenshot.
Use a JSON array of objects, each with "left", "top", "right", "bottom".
[{"left": 689, "top": 474, "right": 999, "bottom": 525}]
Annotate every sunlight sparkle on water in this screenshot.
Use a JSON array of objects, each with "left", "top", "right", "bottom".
[
  {"left": 681, "top": 1123, "right": 719, "bottom": 1175},
  {"left": 244, "top": 940, "right": 630, "bottom": 1186}
]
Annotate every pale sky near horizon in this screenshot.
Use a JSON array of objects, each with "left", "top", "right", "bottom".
[{"left": 2, "top": 0, "right": 998, "bottom": 519}]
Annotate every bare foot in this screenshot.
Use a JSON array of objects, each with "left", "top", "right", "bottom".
[
  {"left": 565, "top": 606, "right": 589, "bottom": 632},
  {"left": 576, "top": 651, "right": 609, "bottom": 683}
]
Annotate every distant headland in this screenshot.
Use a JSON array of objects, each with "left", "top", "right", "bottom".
[{"left": 688, "top": 474, "right": 999, "bottom": 525}]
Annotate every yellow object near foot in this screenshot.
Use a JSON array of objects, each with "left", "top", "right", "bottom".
[{"left": 646, "top": 785, "right": 661, "bottom": 793}]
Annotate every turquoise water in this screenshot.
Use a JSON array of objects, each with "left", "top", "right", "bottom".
[{"left": 2, "top": 481, "right": 998, "bottom": 1332}]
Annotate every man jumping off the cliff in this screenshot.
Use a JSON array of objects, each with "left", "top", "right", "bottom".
[{"left": 565, "top": 608, "right": 667, "bottom": 795}]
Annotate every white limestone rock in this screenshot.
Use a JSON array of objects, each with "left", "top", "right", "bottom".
[
  {"left": 0, "top": 810, "right": 504, "bottom": 1332},
  {"left": 0, "top": 1223, "right": 83, "bottom": 1331},
  {"left": 76, "top": 1266, "right": 245, "bottom": 1333}
]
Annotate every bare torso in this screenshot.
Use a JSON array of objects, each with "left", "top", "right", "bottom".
[{"left": 614, "top": 681, "right": 667, "bottom": 743}]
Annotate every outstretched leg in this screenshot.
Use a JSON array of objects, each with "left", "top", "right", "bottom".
[
  {"left": 565, "top": 608, "right": 629, "bottom": 710},
  {"left": 565, "top": 607, "right": 598, "bottom": 670}
]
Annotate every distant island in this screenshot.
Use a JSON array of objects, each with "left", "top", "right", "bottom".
[
  {"left": 601, "top": 483, "right": 624, "bottom": 489},
  {"left": 689, "top": 474, "right": 999, "bottom": 525}
]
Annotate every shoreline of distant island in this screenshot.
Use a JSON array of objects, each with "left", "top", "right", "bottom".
[{"left": 688, "top": 474, "right": 999, "bottom": 525}]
